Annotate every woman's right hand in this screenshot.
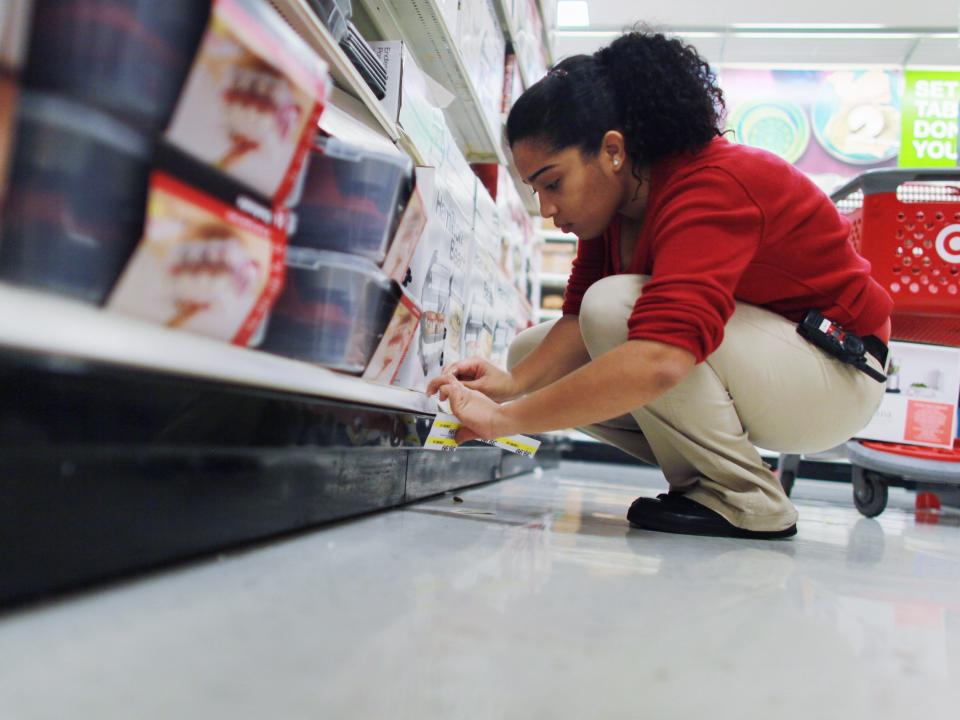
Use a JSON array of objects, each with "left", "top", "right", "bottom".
[{"left": 426, "top": 358, "right": 521, "bottom": 403}]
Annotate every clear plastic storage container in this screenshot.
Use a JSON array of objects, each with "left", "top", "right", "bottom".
[
  {"left": 261, "top": 247, "right": 400, "bottom": 373},
  {"left": 307, "top": 0, "right": 352, "bottom": 43},
  {"left": 23, "top": 0, "right": 209, "bottom": 132},
  {"left": 0, "top": 92, "right": 151, "bottom": 304},
  {"left": 294, "top": 136, "right": 413, "bottom": 264}
]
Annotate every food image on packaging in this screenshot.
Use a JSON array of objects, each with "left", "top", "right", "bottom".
[
  {"left": 108, "top": 173, "right": 284, "bottom": 344},
  {"left": 165, "top": 0, "right": 326, "bottom": 201},
  {"left": 418, "top": 250, "right": 452, "bottom": 376},
  {"left": 812, "top": 70, "right": 900, "bottom": 164}
]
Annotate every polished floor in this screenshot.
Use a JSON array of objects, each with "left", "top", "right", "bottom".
[{"left": 1, "top": 460, "right": 959, "bottom": 719}]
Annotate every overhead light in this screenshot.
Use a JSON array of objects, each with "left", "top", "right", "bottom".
[
  {"left": 557, "top": 1, "right": 590, "bottom": 28},
  {"left": 730, "top": 23, "right": 887, "bottom": 30}
]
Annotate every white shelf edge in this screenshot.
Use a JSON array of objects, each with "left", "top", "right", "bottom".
[
  {"left": 0, "top": 285, "right": 435, "bottom": 416},
  {"left": 269, "top": 0, "right": 400, "bottom": 142},
  {"left": 537, "top": 308, "right": 562, "bottom": 320},
  {"left": 540, "top": 230, "right": 577, "bottom": 243},
  {"left": 358, "top": 0, "right": 507, "bottom": 164}
]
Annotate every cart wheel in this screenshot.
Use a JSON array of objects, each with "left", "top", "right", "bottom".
[
  {"left": 780, "top": 471, "right": 796, "bottom": 497},
  {"left": 852, "top": 470, "right": 888, "bottom": 518}
]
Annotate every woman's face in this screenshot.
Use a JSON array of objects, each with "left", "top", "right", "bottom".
[{"left": 511, "top": 139, "right": 626, "bottom": 240}]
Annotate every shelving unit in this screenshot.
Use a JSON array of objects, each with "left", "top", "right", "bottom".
[
  {"left": 539, "top": 272, "right": 568, "bottom": 286},
  {"left": 356, "top": 0, "right": 507, "bottom": 163},
  {"left": 0, "top": 285, "right": 434, "bottom": 415},
  {"left": 268, "top": 0, "right": 400, "bottom": 143}
]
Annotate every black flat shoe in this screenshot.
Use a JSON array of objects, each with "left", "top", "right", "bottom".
[{"left": 627, "top": 494, "right": 797, "bottom": 540}]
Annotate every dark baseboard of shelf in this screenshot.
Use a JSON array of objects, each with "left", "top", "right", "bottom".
[
  {"left": 561, "top": 441, "right": 857, "bottom": 484},
  {"left": 0, "top": 349, "right": 549, "bottom": 608}
]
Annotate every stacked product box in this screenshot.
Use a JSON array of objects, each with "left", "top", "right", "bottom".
[
  {"left": 513, "top": 0, "right": 549, "bottom": 85},
  {"left": 107, "top": 0, "right": 329, "bottom": 346},
  {"left": 1, "top": 0, "right": 211, "bottom": 304},
  {"left": 457, "top": 0, "right": 506, "bottom": 138},
  {"left": 0, "top": 0, "right": 32, "bottom": 219}
]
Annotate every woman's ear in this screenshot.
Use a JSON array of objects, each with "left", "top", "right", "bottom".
[{"left": 601, "top": 130, "right": 627, "bottom": 172}]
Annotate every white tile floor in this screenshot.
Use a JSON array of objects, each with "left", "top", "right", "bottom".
[{"left": 1, "top": 461, "right": 959, "bottom": 720}]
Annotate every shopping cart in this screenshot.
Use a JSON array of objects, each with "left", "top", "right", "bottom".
[{"left": 778, "top": 169, "right": 960, "bottom": 517}]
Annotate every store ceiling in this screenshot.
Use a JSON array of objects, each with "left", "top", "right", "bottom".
[{"left": 554, "top": 1, "right": 960, "bottom": 67}]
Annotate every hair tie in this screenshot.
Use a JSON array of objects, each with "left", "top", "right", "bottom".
[{"left": 547, "top": 68, "right": 568, "bottom": 78}]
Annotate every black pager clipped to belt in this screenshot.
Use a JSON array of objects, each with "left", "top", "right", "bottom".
[{"left": 797, "top": 310, "right": 887, "bottom": 383}]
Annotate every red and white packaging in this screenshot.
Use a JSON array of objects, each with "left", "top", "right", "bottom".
[
  {"left": 107, "top": 172, "right": 286, "bottom": 345},
  {"left": 164, "top": 0, "right": 329, "bottom": 204},
  {"left": 0, "top": 73, "right": 17, "bottom": 209},
  {"left": 362, "top": 292, "right": 422, "bottom": 386},
  {"left": 856, "top": 341, "right": 960, "bottom": 449}
]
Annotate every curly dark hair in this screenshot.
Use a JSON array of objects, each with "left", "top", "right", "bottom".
[{"left": 506, "top": 28, "right": 725, "bottom": 176}]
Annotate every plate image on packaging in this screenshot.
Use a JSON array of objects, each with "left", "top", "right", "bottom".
[
  {"left": 108, "top": 173, "right": 285, "bottom": 344},
  {"left": 363, "top": 292, "right": 422, "bottom": 385},
  {"left": 727, "top": 100, "right": 811, "bottom": 163},
  {"left": 812, "top": 70, "right": 901, "bottom": 165},
  {"left": 165, "top": 0, "right": 327, "bottom": 201}
]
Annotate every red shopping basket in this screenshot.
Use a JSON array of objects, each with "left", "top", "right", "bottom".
[{"left": 831, "top": 169, "right": 960, "bottom": 347}]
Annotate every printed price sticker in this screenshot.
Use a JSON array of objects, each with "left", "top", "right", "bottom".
[{"left": 424, "top": 413, "right": 540, "bottom": 457}]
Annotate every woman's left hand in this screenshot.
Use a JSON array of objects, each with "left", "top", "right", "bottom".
[{"left": 432, "top": 375, "right": 510, "bottom": 444}]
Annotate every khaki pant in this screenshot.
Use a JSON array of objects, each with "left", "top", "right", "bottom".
[{"left": 508, "top": 275, "right": 886, "bottom": 532}]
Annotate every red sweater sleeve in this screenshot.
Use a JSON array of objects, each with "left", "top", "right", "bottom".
[
  {"left": 628, "top": 168, "right": 764, "bottom": 362},
  {"left": 561, "top": 230, "right": 607, "bottom": 316}
]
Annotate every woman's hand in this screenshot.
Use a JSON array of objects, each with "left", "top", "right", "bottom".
[
  {"left": 426, "top": 357, "right": 520, "bottom": 402},
  {"left": 430, "top": 375, "right": 513, "bottom": 444}
]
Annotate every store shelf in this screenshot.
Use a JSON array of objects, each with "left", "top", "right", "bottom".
[
  {"left": 540, "top": 272, "right": 568, "bottom": 286},
  {"left": 491, "top": 0, "right": 531, "bottom": 89},
  {"left": 268, "top": 0, "right": 400, "bottom": 142},
  {"left": 357, "top": 0, "right": 507, "bottom": 163},
  {"left": 501, "top": 132, "right": 540, "bottom": 215},
  {"left": 537, "top": 308, "right": 562, "bottom": 321},
  {"left": 541, "top": 229, "right": 577, "bottom": 244},
  {"left": 0, "top": 285, "right": 435, "bottom": 415}
]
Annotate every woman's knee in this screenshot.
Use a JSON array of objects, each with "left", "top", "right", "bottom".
[
  {"left": 579, "top": 275, "right": 647, "bottom": 357},
  {"left": 507, "top": 320, "right": 555, "bottom": 371}
]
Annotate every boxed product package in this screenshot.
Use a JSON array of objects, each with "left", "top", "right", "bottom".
[
  {"left": 260, "top": 248, "right": 400, "bottom": 374},
  {"left": 0, "top": 91, "right": 151, "bottom": 305},
  {"left": 461, "top": 245, "right": 498, "bottom": 360},
  {"left": 513, "top": 0, "right": 548, "bottom": 86},
  {"left": 165, "top": 0, "right": 329, "bottom": 204},
  {"left": 457, "top": 0, "right": 506, "bottom": 137},
  {"left": 308, "top": 0, "right": 352, "bottom": 43},
  {"left": 391, "top": 168, "right": 475, "bottom": 392},
  {"left": 369, "top": 40, "right": 453, "bottom": 166},
  {"left": 381, "top": 179, "right": 428, "bottom": 284},
  {"left": 24, "top": 0, "right": 208, "bottom": 132},
  {"left": 502, "top": 52, "right": 523, "bottom": 116},
  {"left": 855, "top": 342, "right": 960, "bottom": 449},
  {"left": 0, "top": 73, "right": 17, "bottom": 210},
  {"left": 0, "top": 0, "right": 33, "bottom": 73},
  {"left": 361, "top": 291, "right": 422, "bottom": 385},
  {"left": 473, "top": 175, "right": 501, "bottom": 257},
  {"left": 107, "top": 169, "right": 287, "bottom": 345},
  {"left": 293, "top": 135, "right": 413, "bottom": 264}
]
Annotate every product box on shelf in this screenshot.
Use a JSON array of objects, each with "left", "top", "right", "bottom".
[
  {"left": 0, "top": 91, "right": 151, "bottom": 305},
  {"left": 260, "top": 247, "right": 400, "bottom": 374},
  {"left": 473, "top": 177, "right": 501, "bottom": 257},
  {"left": 307, "top": 0, "right": 352, "bottom": 43},
  {"left": 502, "top": 52, "right": 523, "bottom": 114},
  {"left": 513, "top": 0, "right": 549, "bottom": 85},
  {"left": 855, "top": 341, "right": 960, "bottom": 449},
  {"left": 457, "top": 0, "right": 506, "bottom": 138},
  {"left": 107, "top": 163, "right": 288, "bottom": 345},
  {"left": 0, "top": 73, "right": 17, "bottom": 210},
  {"left": 369, "top": 40, "right": 452, "bottom": 165},
  {"left": 0, "top": 0, "right": 33, "bottom": 73},
  {"left": 391, "top": 168, "right": 475, "bottom": 392},
  {"left": 165, "top": 0, "right": 329, "bottom": 204},
  {"left": 381, "top": 179, "right": 428, "bottom": 285},
  {"left": 24, "top": 0, "right": 208, "bottom": 133},
  {"left": 293, "top": 135, "right": 413, "bottom": 264},
  {"left": 461, "top": 244, "right": 498, "bottom": 361}
]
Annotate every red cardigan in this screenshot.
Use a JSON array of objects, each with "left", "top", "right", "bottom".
[{"left": 562, "top": 137, "right": 893, "bottom": 363}]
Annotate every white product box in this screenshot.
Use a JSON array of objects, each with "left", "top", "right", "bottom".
[
  {"left": 165, "top": 0, "right": 329, "bottom": 204},
  {"left": 473, "top": 177, "right": 501, "bottom": 257},
  {"left": 369, "top": 40, "right": 453, "bottom": 166},
  {"left": 461, "top": 245, "right": 497, "bottom": 361},
  {"left": 391, "top": 167, "right": 476, "bottom": 392},
  {"left": 855, "top": 341, "right": 960, "bottom": 449},
  {"left": 457, "top": 0, "right": 506, "bottom": 136}
]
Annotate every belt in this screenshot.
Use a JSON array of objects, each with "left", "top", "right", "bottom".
[{"left": 863, "top": 335, "right": 889, "bottom": 370}]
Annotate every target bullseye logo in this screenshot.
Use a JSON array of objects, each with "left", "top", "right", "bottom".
[{"left": 935, "top": 224, "right": 960, "bottom": 264}]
